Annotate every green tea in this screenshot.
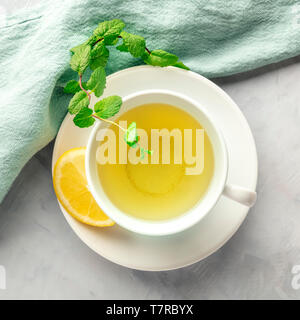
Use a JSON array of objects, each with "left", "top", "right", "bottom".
[{"left": 97, "top": 103, "right": 214, "bottom": 221}]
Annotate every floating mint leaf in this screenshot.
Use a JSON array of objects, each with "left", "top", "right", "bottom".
[
  {"left": 126, "top": 122, "right": 137, "bottom": 142},
  {"left": 70, "top": 44, "right": 91, "bottom": 74},
  {"left": 87, "top": 67, "right": 106, "bottom": 97},
  {"left": 143, "top": 49, "right": 178, "bottom": 67},
  {"left": 68, "top": 91, "right": 89, "bottom": 114},
  {"left": 125, "top": 122, "right": 138, "bottom": 147},
  {"left": 64, "top": 80, "right": 81, "bottom": 94},
  {"left": 117, "top": 31, "right": 145, "bottom": 58},
  {"left": 140, "top": 147, "right": 146, "bottom": 160},
  {"left": 140, "top": 147, "right": 152, "bottom": 159},
  {"left": 94, "top": 19, "right": 125, "bottom": 45},
  {"left": 73, "top": 107, "right": 95, "bottom": 128},
  {"left": 94, "top": 95, "right": 122, "bottom": 119}
]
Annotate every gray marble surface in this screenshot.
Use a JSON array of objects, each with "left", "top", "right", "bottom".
[{"left": 1, "top": 0, "right": 300, "bottom": 300}]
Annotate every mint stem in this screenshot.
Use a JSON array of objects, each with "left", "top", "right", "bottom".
[
  {"left": 79, "top": 75, "right": 126, "bottom": 132},
  {"left": 79, "top": 74, "right": 91, "bottom": 102},
  {"left": 92, "top": 114, "right": 126, "bottom": 132}
]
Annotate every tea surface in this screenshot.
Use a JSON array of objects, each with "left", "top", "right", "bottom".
[{"left": 97, "top": 103, "right": 214, "bottom": 221}]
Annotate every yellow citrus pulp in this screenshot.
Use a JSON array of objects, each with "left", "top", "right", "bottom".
[{"left": 53, "top": 147, "right": 114, "bottom": 227}]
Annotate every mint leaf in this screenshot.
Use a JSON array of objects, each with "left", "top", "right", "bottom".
[
  {"left": 94, "top": 95, "right": 122, "bottom": 119},
  {"left": 87, "top": 67, "right": 106, "bottom": 97},
  {"left": 173, "top": 61, "right": 190, "bottom": 70},
  {"left": 116, "top": 43, "right": 128, "bottom": 53},
  {"left": 73, "top": 107, "right": 95, "bottom": 128},
  {"left": 64, "top": 80, "right": 81, "bottom": 94},
  {"left": 70, "top": 42, "right": 87, "bottom": 55},
  {"left": 141, "top": 51, "right": 150, "bottom": 61},
  {"left": 143, "top": 49, "right": 178, "bottom": 67},
  {"left": 70, "top": 36, "right": 96, "bottom": 54},
  {"left": 94, "top": 19, "right": 125, "bottom": 44},
  {"left": 90, "top": 46, "right": 109, "bottom": 70},
  {"left": 105, "top": 37, "right": 120, "bottom": 46},
  {"left": 118, "top": 31, "right": 145, "bottom": 58},
  {"left": 90, "top": 57, "right": 108, "bottom": 70},
  {"left": 91, "top": 41, "right": 105, "bottom": 58},
  {"left": 140, "top": 147, "right": 152, "bottom": 160},
  {"left": 70, "top": 45, "right": 91, "bottom": 74},
  {"left": 125, "top": 122, "right": 138, "bottom": 147},
  {"left": 86, "top": 35, "right": 97, "bottom": 45},
  {"left": 68, "top": 91, "right": 89, "bottom": 114},
  {"left": 81, "top": 82, "right": 88, "bottom": 90},
  {"left": 140, "top": 148, "right": 146, "bottom": 160}
]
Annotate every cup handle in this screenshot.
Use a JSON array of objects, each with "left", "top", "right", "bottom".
[{"left": 223, "top": 184, "right": 257, "bottom": 207}]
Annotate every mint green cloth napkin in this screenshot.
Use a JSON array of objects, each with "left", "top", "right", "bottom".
[{"left": 1, "top": 0, "right": 300, "bottom": 202}]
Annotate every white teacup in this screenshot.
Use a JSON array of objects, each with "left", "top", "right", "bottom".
[{"left": 86, "top": 89, "right": 256, "bottom": 236}]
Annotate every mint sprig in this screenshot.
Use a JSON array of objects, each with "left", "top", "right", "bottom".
[{"left": 65, "top": 19, "right": 189, "bottom": 151}]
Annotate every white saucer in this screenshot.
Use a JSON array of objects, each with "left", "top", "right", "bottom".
[{"left": 52, "top": 66, "right": 258, "bottom": 271}]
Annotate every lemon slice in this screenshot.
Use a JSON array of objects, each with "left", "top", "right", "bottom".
[{"left": 53, "top": 147, "right": 114, "bottom": 227}]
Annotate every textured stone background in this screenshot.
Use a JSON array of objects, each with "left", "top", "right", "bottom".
[{"left": 0, "top": 0, "right": 300, "bottom": 299}]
